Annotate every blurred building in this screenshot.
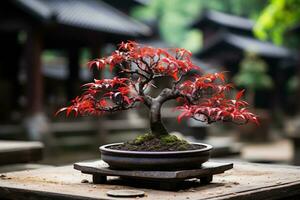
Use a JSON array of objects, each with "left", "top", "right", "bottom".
[
  {"left": 192, "top": 10, "right": 297, "bottom": 110},
  {"left": 0, "top": 0, "right": 151, "bottom": 140},
  {"left": 102, "top": 0, "right": 150, "bottom": 14}
]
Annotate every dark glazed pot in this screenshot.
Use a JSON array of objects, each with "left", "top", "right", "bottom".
[{"left": 100, "top": 143, "right": 213, "bottom": 170}]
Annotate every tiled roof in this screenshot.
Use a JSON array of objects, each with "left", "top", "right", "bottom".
[
  {"left": 198, "top": 32, "right": 295, "bottom": 59},
  {"left": 15, "top": 0, "right": 151, "bottom": 36},
  {"left": 192, "top": 10, "right": 254, "bottom": 31}
]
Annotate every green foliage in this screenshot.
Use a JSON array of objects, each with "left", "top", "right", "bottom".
[
  {"left": 131, "top": 0, "right": 203, "bottom": 52},
  {"left": 287, "top": 75, "right": 300, "bottom": 92},
  {"left": 42, "top": 50, "right": 66, "bottom": 63},
  {"left": 234, "top": 52, "right": 273, "bottom": 90},
  {"left": 199, "top": 0, "right": 268, "bottom": 19},
  {"left": 131, "top": 0, "right": 267, "bottom": 52},
  {"left": 254, "top": 0, "right": 300, "bottom": 44}
]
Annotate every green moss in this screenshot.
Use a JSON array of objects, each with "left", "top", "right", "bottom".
[
  {"left": 114, "top": 133, "right": 196, "bottom": 151},
  {"left": 177, "top": 144, "right": 190, "bottom": 151},
  {"left": 160, "top": 134, "right": 182, "bottom": 144},
  {"left": 133, "top": 133, "right": 188, "bottom": 145},
  {"left": 159, "top": 134, "right": 190, "bottom": 150},
  {"left": 132, "top": 133, "right": 155, "bottom": 145}
]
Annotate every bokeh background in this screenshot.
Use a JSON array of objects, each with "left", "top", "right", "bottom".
[{"left": 0, "top": 0, "right": 300, "bottom": 167}]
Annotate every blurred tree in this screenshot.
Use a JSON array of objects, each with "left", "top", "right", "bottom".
[
  {"left": 131, "top": 0, "right": 203, "bottom": 52},
  {"left": 254, "top": 0, "right": 300, "bottom": 118},
  {"left": 254, "top": 0, "right": 300, "bottom": 45},
  {"left": 287, "top": 75, "right": 299, "bottom": 92},
  {"left": 233, "top": 52, "right": 273, "bottom": 106},
  {"left": 201, "top": 0, "right": 268, "bottom": 18},
  {"left": 131, "top": 0, "right": 267, "bottom": 52}
]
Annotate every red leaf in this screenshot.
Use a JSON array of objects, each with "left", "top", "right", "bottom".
[
  {"left": 216, "top": 72, "right": 225, "bottom": 82},
  {"left": 99, "top": 99, "right": 107, "bottom": 107},
  {"left": 87, "top": 61, "right": 95, "bottom": 69},
  {"left": 123, "top": 96, "right": 131, "bottom": 104},
  {"left": 236, "top": 89, "right": 245, "bottom": 101},
  {"left": 251, "top": 116, "right": 260, "bottom": 126},
  {"left": 109, "top": 63, "right": 114, "bottom": 72},
  {"left": 171, "top": 71, "right": 179, "bottom": 80},
  {"left": 177, "top": 112, "right": 187, "bottom": 123},
  {"left": 57, "top": 41, "right": 258, "bottom": 127},
  {"left": 66, "top": 107, "right": 73, "bottom": 117}
]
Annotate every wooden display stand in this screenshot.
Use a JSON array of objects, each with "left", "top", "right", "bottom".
[{"left": 74, "top": 160, "right": 233, "bottom": 190}]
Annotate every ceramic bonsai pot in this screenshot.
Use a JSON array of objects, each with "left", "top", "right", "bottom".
[{"left": 100, "top": 143, "right": 213, "bottom": 170}]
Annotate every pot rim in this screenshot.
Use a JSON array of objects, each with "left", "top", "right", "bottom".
[{"left": 100, "top": 142, "right": 213, "bottom": 155}]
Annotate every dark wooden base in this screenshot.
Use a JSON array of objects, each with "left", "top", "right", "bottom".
[{"left": 74, "top": 160, "right": 233, "bottom": 190}]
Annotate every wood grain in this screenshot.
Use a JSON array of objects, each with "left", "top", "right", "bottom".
[{"left": 0, "top": 160, "right": 300, "bottom": 200}]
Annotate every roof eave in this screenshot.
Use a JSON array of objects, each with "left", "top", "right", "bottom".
[
  {"left": 197, "top": 32, "right": 295, "bottom": 60},
  {"left": 13, "top": 0, "right": 53, "bottom": 23}
]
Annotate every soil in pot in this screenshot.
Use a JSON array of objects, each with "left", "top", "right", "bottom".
[{"left": 108, "top": 133, "right": 200, "bottom": 151}]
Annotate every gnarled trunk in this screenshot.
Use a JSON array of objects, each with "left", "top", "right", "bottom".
[{"left": 150, "top": 101, "right": 168, "bottom": 136}]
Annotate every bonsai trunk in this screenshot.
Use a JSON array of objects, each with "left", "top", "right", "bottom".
[{"left": 150, "top": 101, "right": 168, "bottom": 136}]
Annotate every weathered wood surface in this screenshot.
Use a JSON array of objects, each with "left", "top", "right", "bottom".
[
  {"left": 74, "top": 160, "right": 233, "bottom": 181},
  {"left": 1, "top": 160, "right": 300, "bottom": 199},
  {"left": 0, "top": 140, "right": 44, "bottom": 165}
]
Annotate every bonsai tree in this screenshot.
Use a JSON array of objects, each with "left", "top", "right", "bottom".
[{"left": 57, "top": 41, "right": 257, "bottom": 140}]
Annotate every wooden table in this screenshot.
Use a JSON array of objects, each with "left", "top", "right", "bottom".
[
  {"left": 0, "top": 140, "right": 44, "bottom": 165},
  {"left": 1, "top": 161, "right": 300, "bottom": 200}
]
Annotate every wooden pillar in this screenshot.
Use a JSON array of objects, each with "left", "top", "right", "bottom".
[
  {"left": 11, "top": 44, "right": 22, "bottom": 112},
  {"left": 23, "top": 29, "right": 51, "bottom": 141},
  {"left": 292, "top": 50, "right": 300, "bottom": 164},
  {"left": 25, "top": 29, "right": 43, "bottom": 115},
  {"left": 67, "top": 48, "right": 80, "bottom": 100},
  {"left": 0, "top": 32, "right": 21, "bottom": 118}
]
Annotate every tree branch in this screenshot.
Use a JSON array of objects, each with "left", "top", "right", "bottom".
[
  {"left": 120, "top": 68, "right": 150, "bottom": 81},
  {"left": 95, "top": 101, "right": 138, "bottom": 113}
]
